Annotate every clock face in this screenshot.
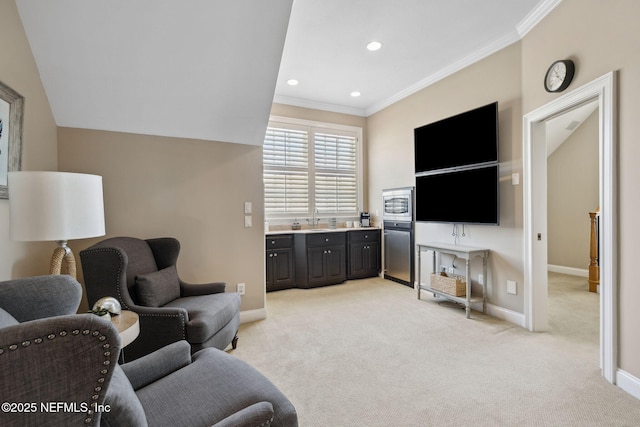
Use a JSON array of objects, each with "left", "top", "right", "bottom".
[
  {"left": 546, "top": 62, "right": 567, "bottom": 91},
  {"left": 544, "top": 59, "right": 575, "bottom": 93}
]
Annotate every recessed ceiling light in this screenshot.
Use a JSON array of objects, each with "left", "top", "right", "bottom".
[
  {"left": 366, "top": 41, "right": 382, "bottom": 51},
  {"left": 350, "top": 91, "right": 361, "bottom": 97},
  {"left": 287, "top": 79, "right": 299, "bottom": 86}
]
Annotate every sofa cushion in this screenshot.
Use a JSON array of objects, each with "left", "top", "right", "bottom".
[
  {"left": 135, "top": 265, "right": 180, "bottom": 307},
  {"left": 0, "top": 307, "right": 18, "bottom": 328},
  {"left": 164, "top": 293, "right": 241, "bottom": 343},
  {"left": 101, "top": 365, "right": 148, "bottom": 427}
]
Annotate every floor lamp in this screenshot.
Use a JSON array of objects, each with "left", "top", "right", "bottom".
[{"left": 8, "top": 171, "right": 105, "bottom": 279}]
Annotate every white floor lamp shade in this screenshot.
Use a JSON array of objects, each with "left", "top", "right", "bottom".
[{"left": 8, "top": 171, "right": 106, "bottom": 278}]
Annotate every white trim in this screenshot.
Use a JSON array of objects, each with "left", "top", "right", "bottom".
[
  {"left": 547, "top": 264, "right": 589, "bottom": 277},
  {"left": 617, "top": 370, "right": 640, "bottom": 400},
  {"left": 486, "top": 303, "right": 526, "bottom": 328},
  {"left": 523, "top": 71, "right": 617, "bottom": 384},
  {"left": 272, "top": 95, "right": 367, "bottom": 117},
  {"left": 240, "top": 308, "right": 267, "bottom": 324},
  {"left": 516, "top": 0, "right": 562, "bottom": 37}
]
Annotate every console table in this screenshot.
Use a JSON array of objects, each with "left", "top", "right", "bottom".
[{"left": 416, "top": 242, "right": 489, "bottom": 318}]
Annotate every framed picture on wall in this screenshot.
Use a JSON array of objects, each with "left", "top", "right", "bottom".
[{"left": 0, "top": 80, "right": 24, "bottom": 199}]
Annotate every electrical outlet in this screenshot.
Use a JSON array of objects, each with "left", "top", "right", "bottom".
[
  {"left": 478, "top": 274, "right": 484, "bottom": 285},
  {"left": 507, "top": 280, "right": 517, "bottom": 295},
  {"left": 237, "top": 283, "right": 245, "bottom": 295}
]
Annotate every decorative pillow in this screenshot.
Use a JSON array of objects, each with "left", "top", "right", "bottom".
[{"left": 135, "top": 265, "right": 180, "bottom": 307}]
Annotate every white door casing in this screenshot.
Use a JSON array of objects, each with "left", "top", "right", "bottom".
[{"left": 523, "top": 72, "right": 617, "bottom": 383}]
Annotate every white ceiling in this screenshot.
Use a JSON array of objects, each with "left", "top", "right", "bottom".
[
  {"left": 15, "top": 0, "right": 561, "bottom": 146},
  {"left": 15, "top": 0, "right": 293, "bottom": 146}
]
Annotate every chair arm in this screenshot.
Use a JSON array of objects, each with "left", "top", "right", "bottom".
[
  {"left": 211, "top": 402, "right": 275, "bottom": 427},
  {"left": 0, "top": 275, "right": 82, "bottom": 322},
  {"left": 180, "top": 280, "right": 226, "bottom": 296},
  {"left": 120, "top": 305, "right": 189, "bottom": 361},
  {"left": 121, "top": 340, "right": 192, "bottom": 390},
  {"left": 0, "top": 314, "right": 121, "bottom": 427}
]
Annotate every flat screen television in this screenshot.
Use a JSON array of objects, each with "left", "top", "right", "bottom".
[
  {"left": 415, "top": 164, "right": 499, "bottom": 225},
  {"left": 414, "top": 102, "right": 498, "bottom": 173}
]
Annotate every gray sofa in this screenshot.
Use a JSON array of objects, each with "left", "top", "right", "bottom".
[
  {"left": 80, "top": 237, "right": 241, "bottom": 361},
  {"left": 0, "top": 275, "right": 298, "bottom": 427}
]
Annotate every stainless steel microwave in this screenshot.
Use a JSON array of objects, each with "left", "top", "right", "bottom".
[{"left": 382, "top": 187, "right": 414, "bottom": 221}]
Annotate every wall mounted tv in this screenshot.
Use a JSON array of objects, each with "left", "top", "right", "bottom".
[
  {"left": 414, "top": 102, "right": 498, "bottom": 173},
  {"left": 415, "top": 164, "right": 499, "bottom": 225}
]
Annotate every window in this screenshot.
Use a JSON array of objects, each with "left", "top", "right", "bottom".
[{"left": 263, "top": 117, "right": 362, "bottom": 220}]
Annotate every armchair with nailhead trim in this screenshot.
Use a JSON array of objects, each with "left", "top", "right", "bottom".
[
  {"left": 80, "top": 236, "right": 241, "bottom": 362},
  {"left": 0, "top": 275, "right": 298, "bottom": 427}
]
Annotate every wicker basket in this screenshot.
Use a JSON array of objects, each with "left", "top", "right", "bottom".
[{"left": 430, "top": 273, "right": 466, "bottom": 297}]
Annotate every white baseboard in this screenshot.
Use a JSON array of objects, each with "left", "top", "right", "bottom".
[
  {"left": 617, "top": 369, "right": 640, "bottom": 400},
  {"left": 548, "top": 264, "right": 588, "bottom": 277},
  {"left": 486, "top": 303, "right": 526, "bottom": 328},
  {"left": 239, "top": 308, "right": 266, "bottom": 324}
]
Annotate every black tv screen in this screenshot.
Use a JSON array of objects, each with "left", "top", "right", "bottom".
[
  {"left": 415, "top": 165, "right": 499, "bottom": 225},
  {"left": 414, "top": 102, "right": 498, "bottom": 173}
]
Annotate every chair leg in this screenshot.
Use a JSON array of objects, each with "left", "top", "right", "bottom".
[{"left": 231, "top": 333, "right": 239, "bottom": 350}]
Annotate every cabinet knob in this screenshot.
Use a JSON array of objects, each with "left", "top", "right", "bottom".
[
  {"left": 271, "top": 240, "right": 275, "bottom": 245},
  {"left": 274, "top": 253, "right": 278, "bottom": 257},
  {"left": 327, "top": 250, "right": 332, "bottom": 254},
  {"left": 269, "top": 253, "right": 273, "bottom": 257},
  {"left": 365, "top": 235, "right": 368, "bottom": 239},
  {"left": 325, "top": 238, "right": 329, "bottom": 242}
]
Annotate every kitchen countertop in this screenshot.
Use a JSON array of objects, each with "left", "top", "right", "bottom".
[{"left": 265, "top": 226, "right": 380, "bottom": 236}]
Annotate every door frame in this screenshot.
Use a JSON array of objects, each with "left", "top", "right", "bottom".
[{"left": 523, "top": 71, "right": 617, "bottom": 383}]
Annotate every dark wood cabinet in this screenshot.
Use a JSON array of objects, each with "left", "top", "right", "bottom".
[
  {"left": 294, "top": 232, "right": 346, "bottom": 288},
  {"left": 266, "top": 235, "right": 295, "bottom": 292},
  {"left": 347, "top": 229, "right": 381, "bottom": 279}
]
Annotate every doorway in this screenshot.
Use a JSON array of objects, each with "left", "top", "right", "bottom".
[{"left": 523, "top": 72, "right": 617, "bottom": 383}]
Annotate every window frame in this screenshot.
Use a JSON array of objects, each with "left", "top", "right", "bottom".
[{"left": 264, "top": 115, "right": 363, "bottom": 224}]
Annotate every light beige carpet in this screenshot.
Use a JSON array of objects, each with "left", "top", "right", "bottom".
[{"left": 232, "top": 274, "right": 640, "bottom": 426}]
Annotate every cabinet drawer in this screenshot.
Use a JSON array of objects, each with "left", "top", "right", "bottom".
[
  {"left": 348, "top": 229, "right": 380, "bottom": 244},
  {"left": 306, "top": 232, "right": 345, "bottom": 248},
  {"left": 266, "top": 235, "right": 293, "bottom": 249}
]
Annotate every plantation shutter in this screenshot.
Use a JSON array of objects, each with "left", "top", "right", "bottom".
[
  {"left": 314, "top": 132, "right": 358, "bottom": 214},
  {"left": 263, "top": 127, "right": 309, "bottom": 215}
]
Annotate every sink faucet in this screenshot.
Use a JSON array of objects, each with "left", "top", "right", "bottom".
[{"left": 307, "top": 209, "right": 320, "bottom": 227}]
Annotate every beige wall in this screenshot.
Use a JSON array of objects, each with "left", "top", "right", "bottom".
[
  {"left": 0, "top": 0, "right": 59, "bottom": 279},
  {"left": 547, "top": 111, "right": 598, "bottom": 269},
  {"left": 367, "top": 42, "right": 524, "bottom": 312},
  {"left": 521, "top": 0, "right": 640, "bottom": 383},
  {"left": 58, "top": 128, "right": 266, "bottom": 313}
]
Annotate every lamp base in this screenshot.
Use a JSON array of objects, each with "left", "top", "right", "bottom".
[{"left": 49, "top": 241, "right": 77, "bottom": 279}]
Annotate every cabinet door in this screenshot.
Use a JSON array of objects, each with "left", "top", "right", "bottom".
[
  {"left": 349, "top": 242, "right": 367, "bottom": 277},
  {"left": 307, "top": 247, "right": 327, "bottom": 284},
  {"left": 367, "top": 242, "right": 381, "bottom": 274},
  {"left": 267, "top": 248, "right": 295, "bottom": 291},
  {"left": 325, "top": 245, "right": 346, "bottom": 282},
  {"left": 272, "top": 248, "right": 294, "bottom": 286}
]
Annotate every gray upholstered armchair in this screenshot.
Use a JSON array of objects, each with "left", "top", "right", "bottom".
[
  {"left": 0, "top": 275, "right": 298, "bottom": 427},
  {"left": 80, "top": 237, "right": 240, "bottom": 361}
]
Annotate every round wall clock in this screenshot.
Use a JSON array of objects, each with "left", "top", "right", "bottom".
[{"left": 544, "top": 59, "right": 575, "bottom": 93}]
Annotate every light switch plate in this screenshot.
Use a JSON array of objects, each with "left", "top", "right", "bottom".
[
  {"left": 244, "top": 202, "right": 252, "bottom": 214},
  {"left": 507, "top": 280, "right": 517, "bottom": 295},
  {"left": 244, "top": 215, "right": 252, "bottom": 228}
]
